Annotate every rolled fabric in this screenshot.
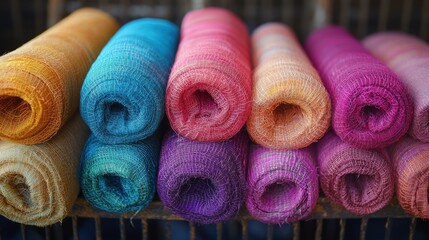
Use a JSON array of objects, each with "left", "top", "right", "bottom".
[
  {"left": 317, "top": 131, "right": 394, "bottom": 214},
  {"left": 247, "top": 23, "right": 331, "bottom": 149},
  {"left": 158, "top": 129, "right": 248, "bottom": 224},
  {"left": 305, "top": 26, "right": 413, "bottom": 149},
  {"left": 0, "top": 115, "right": 88, "bottom": 226},
  {"left": 81, "top": 19, "right": 179, "bottom": 144},
  {"left": 80, "top": 133, "right": 160, "bottom": 213},
  {"left": 246, "top": 145, "right": 318, "bottom": 223},
  {"left": 0, "top": 8, "right": 118, "bottom": 144},
  {"left": 364, "top": 33, "right": 429, "bottom": 142},
  {"left": 165, "top": 8, "right": 252, "bottom": 142},
  {"left": 390, "top": 136, "right": 429, "bottom": 218}
]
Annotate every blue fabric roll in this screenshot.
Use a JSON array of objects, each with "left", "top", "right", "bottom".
[
  {"left": 80, "top": 133, "right": 160, "bottom": 213},
  {"left": 80, "top": 19, "right": 179, "bottom": 144}
]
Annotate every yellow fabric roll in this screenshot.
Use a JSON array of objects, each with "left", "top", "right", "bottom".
[
  {"left": 0, "top": 8, "right": 118, "bottom": 144},
  {"left": 0, "top": 115, "right": 88, "bottom": 226},
  {"left": 247, "top": 23, "right": 331, "bottom": 149}
]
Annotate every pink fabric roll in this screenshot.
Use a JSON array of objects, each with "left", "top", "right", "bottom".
[
  {"left": 390, "top": 135, "right": 429, "bottom": 218},
  {"left": 246, "top": 145, "right": 318, "bottom": 223},
  {"left": 317, "top": 131, "right": 394, "bottom": 215},
  {"left": 166, "top": 8, "right": 252, "bottom": 141},
  {"left": 364, "top": 33, "right": 429, "bottom": 142},
  {"left": 305, "top": 26, "right": 413, "bottom": 149}
]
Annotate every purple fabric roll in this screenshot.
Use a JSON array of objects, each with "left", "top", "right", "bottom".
[
  {"left": 246, "top": 145, "right": 318, "bottom": 223},
  {"left": 157, "top": 129, "right": 248, "bottom": 224},
  {"left": 305, "top": 26, "right": 413, "bottom": 149}
]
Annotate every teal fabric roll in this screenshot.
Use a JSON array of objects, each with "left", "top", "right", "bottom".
[
  {"left": 80, "top": 133, "right": 160, "bottom": 213},
  {"left": 80, "top": 18, "right": 179, "bottom": 144}
]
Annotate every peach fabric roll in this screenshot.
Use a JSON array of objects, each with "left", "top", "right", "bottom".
[
  {"left": 0, "top": 115, "right": 88, "bottom": 226},
  {"left": 391, "top": 136, "right": 429, "bottom": 218},
  {"left": 247, "top": 23, "right": 331, "bottom": 149},
  {"left": 0, "top": 8, "right": 118, "bottom": 144}
]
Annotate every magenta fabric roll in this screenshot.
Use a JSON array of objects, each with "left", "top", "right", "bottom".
[
  {"left": 165, "top": 7, "right": 252, "bottom": 142},
  {"left": 157, "top": 129, "right": 248, "bottom": 224},
  {"left": 317, "top": 131, "right": 394, "bottom": 215},
  {"left": 246, "top": 145, "right": 318, "bottom": 223},
  {"left": 305, "top": 26, "right": 413, "bottom": 149},
  {"left": 364, "top": 33, "right": 429, "bottom": 142},
  {"left": 390, "top": 135, "right": 429, "bottom": 218}
]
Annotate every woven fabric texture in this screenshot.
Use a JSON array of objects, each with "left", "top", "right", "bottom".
[
  {"left": 364, "top": 33, "right": 429, "bottom": 142},
  {"left": 0, "top": 8, "right": 118, "bottom": 144},
  {"left": 247, "top": 23, "right": 331, "bottom": 149},
  {"left": 390, "top": 135, "right": 429, "bottom": 218},
  {"left": 246, "top": 144, "right": 318, "bottom": 223},
  {"left": 305, "top": 26, "right": 413, "bottom": 149},
  {"left": 81, "top": 19, "right": 179, "bottom": 144},
  {"left": 80, "top": 133, "right": 160, "bottom": 213},
  {"left": 0, "top": 115, "right": 88, "bottom": 226},
  {"left": 165, "top": 7, "right": 252, "bottom": 142},
  {"left": 157, "top": 129, "right": 248, "bottom": 224},
  {"left": 317, "top": 131, "right": 394, "bottom": 214}
]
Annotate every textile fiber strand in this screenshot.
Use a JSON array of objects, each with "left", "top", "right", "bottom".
[
  {"left": 0, "top": 115, "right": 89, "bottom": 226},
  {"left": 246, "top": 145, "right": 318, "bottom": 223},
  {"left": 0, "top": 8, "right": 118, "bottom": 144},
  {"left": 247, "top": 23, "right": 331, "bottom": 149},
  {"left": 390, "top": 136, "right": 429, "bottom": 218},
  {"left": 81, "top": 19, "right": 179, "bottom": 144},
  {"left": 305, "top": 26, "right": 412, "bottom": 149},
  {"left": 364, "top": 33, "right": 429, "bottom": 142},
  {"left": 157, "top": 129, "right": 248, "bottom": 224},
  {"left": 165, "top": 7, "right": 252, "bottom": 142},
  {"left": 317, "top": 131, "right": 394, "bottom": 215},
  {"left": 80, "top": 133, "right": 161, "bottom": 213}
]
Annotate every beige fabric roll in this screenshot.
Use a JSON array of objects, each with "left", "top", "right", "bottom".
[{"left": 0, "top": 115, "right": 88, "bottom": 226}]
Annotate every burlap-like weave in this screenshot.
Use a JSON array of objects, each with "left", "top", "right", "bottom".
[
  {"left": 317, "top": 131, "right": 394, "bottom": 215},
  {"left": 246, "top": 144, "right": 318, "bottom": 223},
  {"left": 165, "top": 8, "right": 252, "bottom": 142},
  {"left": 81, "top": 19, "right": 178, "bottom": 144},
  {"left": 390, "top": 135, "right": 429, "bottom": 218},
  {"left": 305, "top": 26, "right": 413, "bottom": 149},
  {"left": 364, "top": 33, "right": 429, "bottom": 143},
  {"left": 0, "top": 8, "right": 118, "bottom": 144},
  {"left": 247, "top": 23, "right": 331, "bottom": 149},
  {"left": 80, "top": 133, "right": 161, "bottom": 213},
  {"left": 157, "top": 129, "right": 248, "bottom": 224},
  {"left": 0, "top": 115, "right": 88, "bottom": 226}
]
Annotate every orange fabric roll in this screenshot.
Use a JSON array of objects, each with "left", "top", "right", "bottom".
[
  {"left": 247, "top": 23, "right": 331, "bottom": 149},
  {"left": 0, "top": 8, "right": 118, "bottom": 144}
]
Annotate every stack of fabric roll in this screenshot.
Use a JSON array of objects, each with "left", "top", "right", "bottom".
[
  {"left": 305, "top": 26, "right": 413, "bottom": 215},
  {"left": 364, "top": 32, "right": 429, "bottom": 218},
  {"left": 158, "top": 8, "right": 252, "bottom": 224},
  {"left": 0, "top": 8, "right": 118, "bottom": 226},
  {"left": 245, "top": 23, "right": 329, "bottom": 224},
  {"left": 79, "top": 18, "right": 179, "bottom": 213}
]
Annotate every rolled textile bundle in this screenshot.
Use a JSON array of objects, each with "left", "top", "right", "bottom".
[
  {"left": 390, "top": 136, "right": 429, "bottom": 218},
  {"left": 305, "top": 26, "right": 412, "bottom": 149},
  {"left": 317, "top": 131, "right": 394, "bottom": 214},
  {"left": 0, "top": 115, "right": 88, "bottom": 226},
  {"left": 246, "top": 144, "right": 318, "bottom": 223},
  {"left": 81, "top": 19, "right": 179, "bottom": 144},
  {"left": 364, "top": 33, "right": 429, "bottom": 142},
  {"left": 80, "top": 133, "right": 160, "bottom": 213},
  {"left": 247, "top": 23, "right": 331, "bottom": 149},
  {"left": 165, "top": 7, "right": 252, "bottom": 142},
  {"left": 0, "top": 8, "right": 118, "bottom": 144},
  {"left": 157, "top": 129, "right": 248, "bottom": 224}
]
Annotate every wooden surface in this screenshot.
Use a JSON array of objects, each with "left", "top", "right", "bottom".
[{"left": 70, "top": 197, "right": 410, "bottom": 220}]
